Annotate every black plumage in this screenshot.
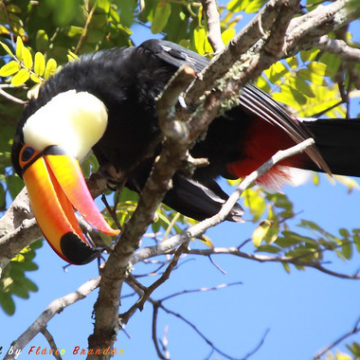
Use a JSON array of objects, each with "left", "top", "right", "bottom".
[{"left": 12, "top": 39, "right": 360, "bottom": 223}]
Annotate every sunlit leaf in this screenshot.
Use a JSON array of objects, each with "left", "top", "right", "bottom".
[
  {"left": 44, "top": 58, "right": 57, "bottom": 79},
  {"left": 22, "top": 46, "right": 33, "bottom": 69},
  {"left": 15, "top": 36, "right": 24, "bottom": 61},
  {"left": 252, "top": 220, "right": 271, "bottom": 247},
  {"left": 221, "top": 28, "right": 235, "bottom": 44},
  {"left": 0, "top": 60, "right": 20, "bottom": 77},
  {"left": 151, "top": 1, "right": 172, "bottom": 34},
  {"left": 11, "top": 68, "right": 30, "bottom": 86},
  {"left": 0, "top": 41, "right": 14, "bottom": 56},
  {"left": 243, "top": 188, "right": 266, "bottom": 221},
  {"left": 34, "top": 52, "right": 45, "bottom": 77}
]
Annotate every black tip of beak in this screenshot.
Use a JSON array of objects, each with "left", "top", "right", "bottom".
[{"left": 60, "top": 233, "right": 99, "bottom": 265}]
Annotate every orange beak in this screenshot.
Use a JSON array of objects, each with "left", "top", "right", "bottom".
[{"left": 20, "top": 145, "right": 119, "bottom": 265}]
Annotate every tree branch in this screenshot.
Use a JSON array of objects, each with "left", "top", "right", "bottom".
[
  {"left": 4, "top": 277, "right": 100, "bottom": 360},
  {"left": 285, "top": 0, "right": 360, "bottom": 55},
  {"left": 129, "top": 138, "right": 315, "bottom": 272},
  {"left": 184, "top": 0, "right": 301, "bottom": 106},
  {"left": 119, "top": 240, "right": 190, "bottom": 325},
  {"left": 126, "top": 277, "right": 263, "bottom": 360},
  {"left": 305, "top": 35, "right": 360, "bottom": 63},
  {"left": 87, "top": 65, "right": 214, "bottom": 356},
  {"left": 201, "top": 0, "right": 225, "bottom": 53},
  {"left": 181, "top": 247, "right": 360, "bottom": 280},
  {"left": 314, "top": 316, "right": 360, "bottom": 359}
]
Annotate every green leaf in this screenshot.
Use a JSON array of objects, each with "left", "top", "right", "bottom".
[
  {"left": 282, "top": 231, "right": 318, "bottom": 248},
  {"left": 0, "top": 292, "right": 15, "bottom": 315},
  {"left": 11, "top": 68, "right": 30, "bottom": 86},
  {"left": 244, "top": 0, "right": 267, "bottom": 13},
  {"left": 22, "top": 46, "right": 33, "bottom": 69},
  {"left": 151, "top": 1, "right": 172, "bottom": 34},
  {"left": 320, "top": 52, "right": 341, "bottom": 77},
  {"left": 0, "top": 60, "right": 20, "bottom": 77},
  {"left": 341, "top": 241, "right": 352, "bottom": 260},
  {"left": 243, "top": 188, "right": 266, "bottom": 221},
  {"left": 15, "top": 36, "right": 24, "bottom": 61},
  {"left": 227, "top": 0, "right": 246, "bottom": 12},
  {"left": 256, "top": 244, "right": 281, "bottom": 253},
  {"left": 353, "top": 234, "right": 360, "bottom": 253},
  {"left": 68, "top": 25, "right": 83, "bottom": 38},
  {"left": 44, "top": 58, "right": 57, "bottom": 79},
  {"left": 221, "top": 28, "right": 235, "bottom": 45},
  {"left": 265, "top": 62, "right": 288, "bottom": 84},
  {"left": 306, "top": 62, "right": 327, "bottom": 85},
  {"left": 252, "top": 220, "right": 271, "bottom": 247},
  {"left": 294, "top": 77, "right": 314, "bottom": 98},
  {"left": 0, "top": 41, "right": 14, "bottom": 56},
  {"left": 255, "top": 75, "right": 271, "bottom": 92},
  {"left": 300, "top": 49, "right": 320, "bottom": 62},
  {"left": 35, "top": 30, "right": 49, "bottom": 52}
]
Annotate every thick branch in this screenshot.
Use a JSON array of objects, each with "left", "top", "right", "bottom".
[
  {"left": 285, "top": 0, "right": 360, "bottom": 55},
  {"left": 87, "top": 67, "right": 213, "bottom": 355}
]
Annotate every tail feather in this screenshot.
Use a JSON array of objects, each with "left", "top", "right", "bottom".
[
  {"left": 302, "top": 118, "right": 360, "bottom": 177},
  {"left": 163, "top": 174, "right": 244, "bottom": 222}
]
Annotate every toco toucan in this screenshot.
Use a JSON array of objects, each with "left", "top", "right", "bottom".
[{"left": 11, "top": 39, "right": 360, "bottom": 265}]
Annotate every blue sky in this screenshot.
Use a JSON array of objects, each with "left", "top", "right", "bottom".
[{"left": 1, "top": 6, "right": 360, "bottom": 360}]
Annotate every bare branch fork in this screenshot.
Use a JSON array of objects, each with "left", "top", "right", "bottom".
[
  {"left": 0, "top": 134, "right": 325, "bottom": 358},
  {"left": 126, "top": 277, "right": 267, "bottom": 360},
  {"left": 4, "top": 277, "right": 101, "bottom": 360},
  {"left": 87, "top": 1, "right": 305, "bottom": 353}
]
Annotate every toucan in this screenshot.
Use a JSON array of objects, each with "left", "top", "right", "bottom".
[{"left": 11, "top": 39, "right": 360, "bottom": 265}]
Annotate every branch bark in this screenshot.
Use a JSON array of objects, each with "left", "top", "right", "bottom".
[
  {"left": 201, "top": 0, "right": 225, "bottom": 53},
  {"left": 4, "top": 277, "right": 100, "bottom": 360}
]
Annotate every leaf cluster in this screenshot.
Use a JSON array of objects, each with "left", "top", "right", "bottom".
[{"left": 0, "top": 240, "right": 41, "bottom": 315}]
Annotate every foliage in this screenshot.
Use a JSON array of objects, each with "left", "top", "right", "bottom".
[
  {"left": 0, "top": 240, "right": 41, "bottom": 315},
  {"left": 0, "top": 0, "right": 359, "bottom": 357}
]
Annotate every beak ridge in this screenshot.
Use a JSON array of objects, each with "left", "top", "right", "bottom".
[{"left": 22, "top": 145, "right": 118, "bottom": 264}]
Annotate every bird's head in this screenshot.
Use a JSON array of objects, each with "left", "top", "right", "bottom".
[{"left": 12, "top": 90, "right": 120, "bottom": 265}]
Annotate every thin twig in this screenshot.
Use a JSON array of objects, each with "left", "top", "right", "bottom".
[
  {"left": 74, "top": 1, "right": 97, "bottom": 54},
  {"left": 120, "top": 240, "right": 190, "bottom": 324},
  {"left": 0, "top": 87, "right": 26, "bottom": 105},
  {"left": 183, "top": 247, "right": 360, "bottom": 280},
  {"left": 40, "top": 328, "right": 62, "bottom": 360},
  {"left": 151, "top": 304, "right": 169, "bottom": 360},
  {"left": 201, "top": 0, "right": 225, "bottom": 53},
  {"left": 160, "top": 281, "right": 243, "bottom": 302},
  {"left": 314, "top": 316, "right": 360, "bottom": 359},
  {"left": 129, "top": 139, "right": 317, "bottom": 270},
  {"left": 126, "top": 279, "right": 261, "bottom": 360}
]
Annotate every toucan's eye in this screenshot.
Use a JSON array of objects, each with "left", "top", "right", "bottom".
[
  {"left": 21, "top": 147, "right": 35, "bottom": 162},
  {"left": 19, "top": 145, "right": 41, "bottom": 172}
]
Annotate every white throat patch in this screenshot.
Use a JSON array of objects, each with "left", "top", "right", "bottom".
[{"left": 23, "top": 90, "right": 108, "bottom": 161}]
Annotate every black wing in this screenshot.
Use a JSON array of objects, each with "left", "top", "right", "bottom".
[{"left": 142, "top": 39, "right": 329, "bottom": 174}]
